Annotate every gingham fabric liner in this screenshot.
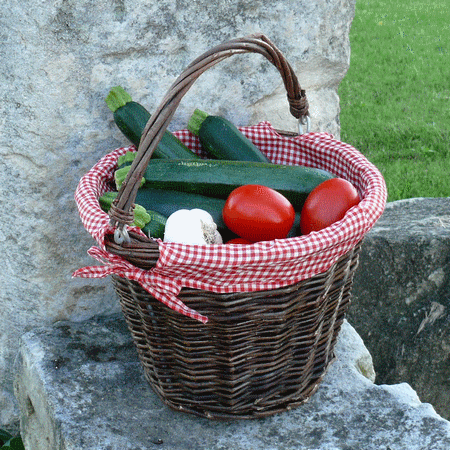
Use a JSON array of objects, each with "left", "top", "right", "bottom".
[{"left": 73, "top": 122, "right": 387, "bottom": 323}]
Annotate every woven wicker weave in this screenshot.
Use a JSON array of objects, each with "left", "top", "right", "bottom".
[
  {"left": 103, "top": 34, "right": 365, "bottom": 419},
  {"left": 112, "top": 242, "right": 360, "bottom": 419}
]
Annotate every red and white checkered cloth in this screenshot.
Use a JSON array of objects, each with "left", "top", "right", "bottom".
[{"left": 73, "top": 122, "right": 387, "bottom": 323}]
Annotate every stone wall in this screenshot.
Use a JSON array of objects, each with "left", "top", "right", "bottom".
[
  {"left": 0, "top": 0, "right": 356, "bottom": 428},
  {"left": 348, "top": 197, "right": 450, "bottom": 421}
]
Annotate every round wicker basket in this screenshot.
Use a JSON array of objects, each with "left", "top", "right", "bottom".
[{"left": 75, "top": 34, "right": 386, "bottom": 420}]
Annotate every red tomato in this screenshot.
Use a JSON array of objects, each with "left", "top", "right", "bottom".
[
  {"left": 300, "top": 178, "right": 360, "bottom": 235},
  {"left": 223, "top": 184, "right": 296, "bottom": 242},
  {"left": 226, "top": 238, "right": 253, "bottom": 245}
]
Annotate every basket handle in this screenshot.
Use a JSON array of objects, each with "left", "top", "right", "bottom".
[{"left": 109, "top": 34, "right": 309, "bottom": 239}]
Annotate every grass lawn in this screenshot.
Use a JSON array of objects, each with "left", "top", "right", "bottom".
[{"left": 338, "top": 0, "right": 450, "bottom": 201}]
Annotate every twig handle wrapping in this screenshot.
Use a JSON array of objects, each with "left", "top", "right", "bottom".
[{"left": 109, "top": 34, "right": 309, "bottom": 235}]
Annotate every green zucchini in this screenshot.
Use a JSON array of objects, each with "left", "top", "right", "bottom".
[
  {"left": 116, "top": 158, "right": 336, "bottom": 211},
  {"left": 115, "top": 166, "right": 145, "bottom": 190},
  {"left": 105, "top": 86, "right": 200, "bottom": 160},
  {"left": 187, "top": 109, "right": 271, "bottom": 162}
]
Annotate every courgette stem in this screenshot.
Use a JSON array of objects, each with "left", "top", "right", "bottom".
[
  {"left": 105, "top": 86, "right": 133, "bottom": 113},
  {"left": 186, "top": 108, "right": 209, "bottom": 136},
  {"left": 117, "top": 151, "right": 137, "bottom": 168},
  {"left": 115, "top": 166, "right": 145, "bottom": 190}
]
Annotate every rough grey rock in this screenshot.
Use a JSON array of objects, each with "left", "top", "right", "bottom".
[
  {"left": 14, "top": 315, "right": 450, "bottom": 450},
  {"left": 348, "top": 197, "right": 450, "bottom": 420},
  {"left": 0, "top": 0, "right": 356, "bottom": 426}
]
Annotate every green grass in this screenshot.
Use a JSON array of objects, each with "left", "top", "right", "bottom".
[{"left": 338, "top": 0, "right": 450, "bottom": 201}]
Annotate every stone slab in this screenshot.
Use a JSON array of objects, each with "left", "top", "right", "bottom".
[
  {"left": 14, "top": 314, "right": 450, "bottom": 450},
  {"left": 348, "top": 197, "right": 450, "bottom": 420}
]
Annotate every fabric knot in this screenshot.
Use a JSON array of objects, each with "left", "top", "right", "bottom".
[{"left": 73, "top": 246, "right": 209, "bottom": 324}]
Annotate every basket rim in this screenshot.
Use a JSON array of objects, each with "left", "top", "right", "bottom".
[{"left": 74, "top": 122, "right": 386, "bottom": 323}]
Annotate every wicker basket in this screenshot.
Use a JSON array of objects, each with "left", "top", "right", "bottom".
[
  {"left": 75, "top": 34, "right": 387, "bottom": 420},
  {"left": 111, "top": 243, "right": 361, "bottom": 419}
]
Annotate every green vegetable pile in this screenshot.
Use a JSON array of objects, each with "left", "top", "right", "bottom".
[{"left": 101, "top": 86, "right": 336, "bottom": 242}]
